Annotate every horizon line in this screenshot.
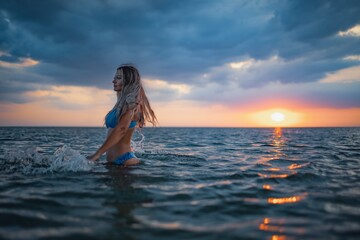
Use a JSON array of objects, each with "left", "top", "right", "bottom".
[{"left": 0, "top": 125, "right": 359, "bottom": 128}]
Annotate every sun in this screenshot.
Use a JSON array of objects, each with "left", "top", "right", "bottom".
[
  {"left": 271, "top": 112, "right": 285, "bottom": 122},
  {"left": 251, "top": 108, "right": 302, "bottom": 127}
]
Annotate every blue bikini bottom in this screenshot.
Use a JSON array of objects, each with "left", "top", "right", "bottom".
[{"left": 113, "top": 152, "right": 137, "bottom": 165}]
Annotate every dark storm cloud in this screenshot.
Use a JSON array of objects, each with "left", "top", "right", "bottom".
[
  {"left": 274, "top": 0, "right": 360, "bottom": 40},
  {"left": 0, "top": 0, "right": 360, "bottom": 106}
]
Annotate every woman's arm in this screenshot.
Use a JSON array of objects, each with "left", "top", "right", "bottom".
[{"left": 87, "top": 109, "right": 135, "bottom": 161}]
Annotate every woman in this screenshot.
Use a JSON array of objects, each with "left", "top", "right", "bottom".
[{"left": 87, "top": 64, "right": 157, "bottom": 166}]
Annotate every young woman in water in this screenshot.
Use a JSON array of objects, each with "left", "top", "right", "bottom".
[{"left": 87, "top": 64, "right": 157, "bottom": 166}]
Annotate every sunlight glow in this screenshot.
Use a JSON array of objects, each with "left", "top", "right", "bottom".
[
  {"left": 271, "top": 112, "right": 285, "bottom": 122},
  {"left": 251, "top": 108, "right": 302, "bottom": 127},
  {"left": 1, "top": 97, "right": 360, "bottom": 127}
]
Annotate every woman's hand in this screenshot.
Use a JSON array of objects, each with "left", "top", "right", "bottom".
[{"left": 86, "top": 152, "right": 101, "bottom": 161}]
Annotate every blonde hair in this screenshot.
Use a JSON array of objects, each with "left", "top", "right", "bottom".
[{"left": 106, "top": 64, "right": 157, "bottom": 128}]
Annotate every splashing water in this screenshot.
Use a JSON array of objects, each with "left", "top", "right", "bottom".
[
  {"left": 131, "top": 128, "right": 146, "bottom": 153},
  {"left": 1, "top": 144, "right": 94, "bottom": 175}
]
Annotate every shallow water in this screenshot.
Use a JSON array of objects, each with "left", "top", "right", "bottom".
[{"left": 0, "top": 127, "right": 359, "bottom": 239}]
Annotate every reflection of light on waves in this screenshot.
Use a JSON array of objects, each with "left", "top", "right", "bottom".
[
  {"left": 258, "top": 128, "right": 307, "bottom": 239},
  {"left": 274, "top": 127, "right": 282, "bottom": 138},
  {"left": 259, "top": 218, "right": 285, "bottom": 232},
  {"left": 139, "top": 180, "right": 234, "bottom": 192},
  {"left": 194, "top": 180, "right": 232, "bottom": 189},
  {"left": 263, "top": 184, "right": 272, "bottom": 190},
  {"left": 259, "top": 222, "right": 284, "bottom": 232},
  {"left": 288, "top": 163, "right": 310, "bottom": 170},
  {"left": 268, "top": 167, "right": 281, "bottom": 171},
  {"left": 268, "top": 195, "right": 306, "bottom": 204},
  {"left": 259, "top": 217, "right": 306, "bottom": 239},
  {"left": 271, "top": 235, "right": 287, "bottom": 240},
  {"left": 135, "top": 215, "right": 255, "bottom": 232},
  {"left": 259, "top": 218, "right": 287, "bottom": 240},
  {"left": 270, "top": 127, "right": 288, "bottom": 160},
  {"left": 258, "top": 128, "right": 309, "bottom": 179},
  {"left": 258, "top": 172, "right": 296, "bottom": 178}
]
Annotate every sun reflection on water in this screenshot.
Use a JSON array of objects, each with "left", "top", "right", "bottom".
[
  {"left": 258, "top": 216, "right": 306, "bottom": 239},
  {"left": 258, "top": 218, "right": 290, "bottom": 240},
  {"left": 271, "top": 235, "right": 287, "bottom": 240},
  {"left": 288, "top": 163, "right": 310, "bottom": 170},
  {"left": 274, "top": 127, "right": 282, "bottom": 139},
  {"left": 263, "top": 184, "right": 272, "bottom": 190},
  {"left": 259, "top": 217, "right": 285, "bottom": 233},
  {"left": 268, "top": 167, "right": 281, "bottom": 171},
  {"left": 257, "top": 128, "right": 308, "bottom": 239},
  {"left": 269, "top": 127, "right": 288, "bottom": 160},
  {"left": 268, "top": 195, "right": 306, "bottom": 204},
  {"left": 258, "top": 173, "right": 295, "bottom": 178}
]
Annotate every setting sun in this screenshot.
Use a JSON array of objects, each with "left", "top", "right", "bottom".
[
  {"left": 249, "top": 108, "right": 303, "bottom": 127},
  {"left": 271, "top": 112, "right": 285, "bottom": 122}
]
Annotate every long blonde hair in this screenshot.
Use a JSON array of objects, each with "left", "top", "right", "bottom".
[{"left": 106, "top": 64, "right": 157, "bottom": 128}]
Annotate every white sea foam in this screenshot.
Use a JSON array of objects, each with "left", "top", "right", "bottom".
[{"left": 2, "top": 144, "right": 94, "bottom": 175}]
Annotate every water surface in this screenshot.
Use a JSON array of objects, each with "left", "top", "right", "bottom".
[{"left": 0, "top": 127, "right": 359, "bottom": 239}]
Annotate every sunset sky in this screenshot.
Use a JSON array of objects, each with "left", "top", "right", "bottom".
[{"left": 0, "top": 0, "right": 359, "bottom": 127}]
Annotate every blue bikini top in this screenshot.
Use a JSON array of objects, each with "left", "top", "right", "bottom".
[{"left": 105, "top": 109, "right": 137, "bottom": 129}]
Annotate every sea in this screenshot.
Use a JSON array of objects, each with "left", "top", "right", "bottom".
[{"left": 0, "top": 127, "right": 359, "bottom": 240}]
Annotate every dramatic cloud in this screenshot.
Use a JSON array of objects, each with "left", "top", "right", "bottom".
[{"left": 0, "top": 0, "right": 359, "bottom": 109}]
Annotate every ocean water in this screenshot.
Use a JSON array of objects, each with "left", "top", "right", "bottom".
[{"left": 0, "top": 127, "right": 359, "bottom": 239}]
